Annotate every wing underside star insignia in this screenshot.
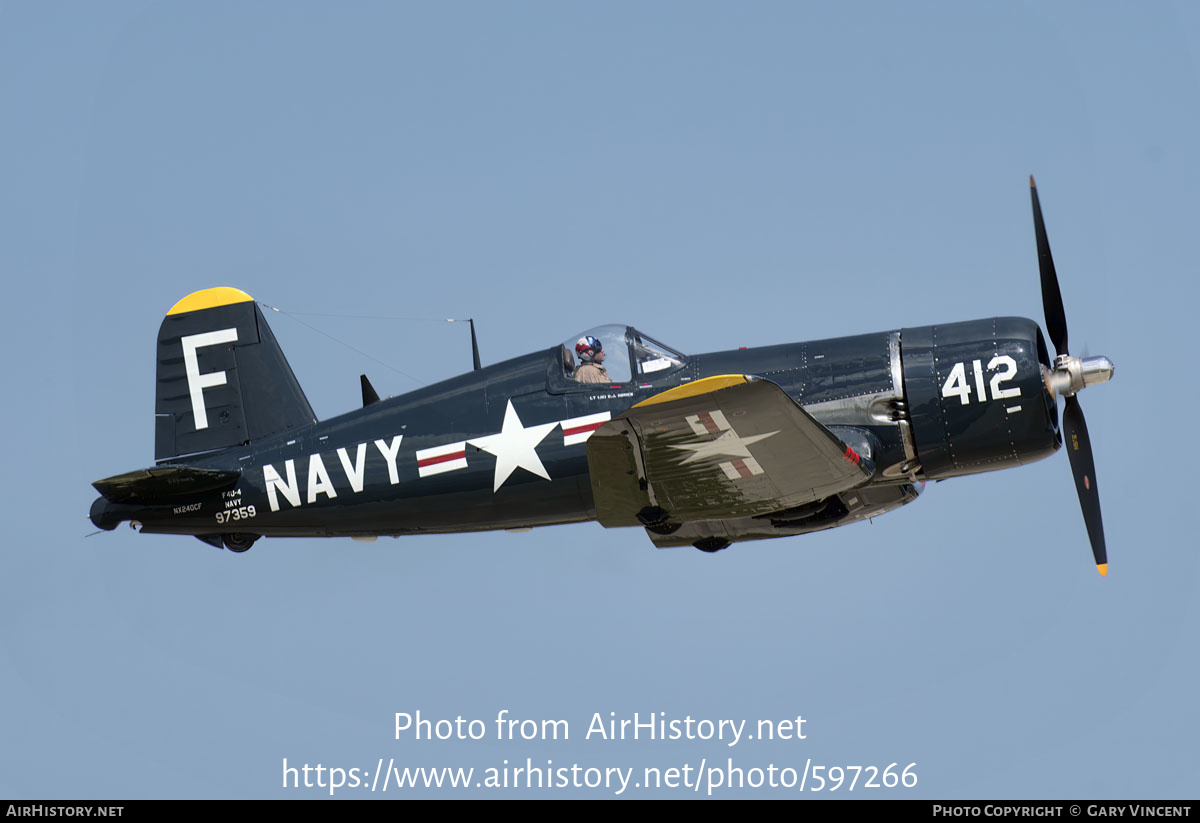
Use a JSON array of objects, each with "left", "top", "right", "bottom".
[
  {"left": 585, "top": 375, "right": 875, "bottom": 527},
  {"left": 671, "top": 410, "right": 778, "bottom": 477}
]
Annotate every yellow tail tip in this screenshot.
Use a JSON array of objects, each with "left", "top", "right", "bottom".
[
  {"left": 1097, "top": 563, "right": 1108, "bottom": 577},
  {"left": 167, "top": 287, "right": 255, "bottom": 316}
]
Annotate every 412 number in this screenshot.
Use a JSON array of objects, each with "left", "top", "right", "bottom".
[{"left": 941, "top": 356, "right": 1019, "bottom": 405}]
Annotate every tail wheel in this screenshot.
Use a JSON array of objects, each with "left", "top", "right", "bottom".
[{"left": 223, "top": 533, "right": 259, "bottom": 553}]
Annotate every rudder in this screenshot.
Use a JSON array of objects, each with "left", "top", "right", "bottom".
[{"left": 154, "top": 287, "right": 316, "bottom": 461}]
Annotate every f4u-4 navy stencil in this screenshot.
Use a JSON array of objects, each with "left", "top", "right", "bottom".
[
  {"left": 181, "top": 328, "right": 239, "bottom": 430},
  {"left": 672, "top": 410, "right": 778, "bottom": 480}
]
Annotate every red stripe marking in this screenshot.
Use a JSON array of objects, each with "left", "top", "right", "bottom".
[
  {"left": 731, "top": 459, "right": 752, "bottom": 478},
  {"left": 844, "top": 446, "right": 860, "bottom": 465},
  {"left": 698, "top": 412, "right": 721, "bottom": 434},
  {"left": 562, "top": 421, "right": 606, "bottom": 438},
  {"left": 418, "top": 450, "right": 465, "bottom": 468}
]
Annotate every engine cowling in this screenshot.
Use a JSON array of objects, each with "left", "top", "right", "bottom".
[{"left": 900, "top": 317, "right": 1060, "bottom": 480}]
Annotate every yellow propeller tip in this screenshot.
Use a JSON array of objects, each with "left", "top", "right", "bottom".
[{"left": 1097, "top": 563, "right": 1108, "bottom": 577}]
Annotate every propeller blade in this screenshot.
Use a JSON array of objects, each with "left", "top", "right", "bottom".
[
  {"left": 1030, "top": 175, "right": 1070, "bottom": 357},
  {"left": 1062, "top": 394, "right": 1107, "bottom": 576}
]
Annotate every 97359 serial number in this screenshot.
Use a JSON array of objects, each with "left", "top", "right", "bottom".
[{"left": 215, "top": 505, "right": 257, "bottom": 524}]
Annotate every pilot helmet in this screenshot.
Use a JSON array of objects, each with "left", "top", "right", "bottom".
[{"left": 575, "top": 336, "right": 603, "bottom": 362}]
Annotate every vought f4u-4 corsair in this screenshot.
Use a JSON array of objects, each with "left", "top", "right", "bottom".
[{"left": 90, "top": 179, "right": 1115, "bottom": 574}]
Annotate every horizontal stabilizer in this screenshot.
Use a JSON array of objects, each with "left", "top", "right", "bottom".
[{"left": 92, "top": 465, "right": 241, "bottom": 504}]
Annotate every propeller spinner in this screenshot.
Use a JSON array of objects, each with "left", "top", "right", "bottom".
[{"left": 1030, "top": 176, "right": 1114, "bottom": 576}]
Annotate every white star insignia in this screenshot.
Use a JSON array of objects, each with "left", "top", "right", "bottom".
[
  {"left": 468, "top": 400, "right": 559, "bottom": 492},
  {"left": 671, "top": 428, "right": 778, "bottom": 464}
]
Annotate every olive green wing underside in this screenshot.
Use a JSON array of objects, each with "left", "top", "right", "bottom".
[{"left": 587, "top": 375, "right": 874, "bottom": 527}]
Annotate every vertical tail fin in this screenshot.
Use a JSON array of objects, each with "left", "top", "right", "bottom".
[{"left": 154, "top": 287, "right": 316, "bottom": 461}]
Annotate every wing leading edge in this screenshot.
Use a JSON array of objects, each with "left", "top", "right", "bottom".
[{"left": 586, "top": 375, "right": 875, "bottom": 532}]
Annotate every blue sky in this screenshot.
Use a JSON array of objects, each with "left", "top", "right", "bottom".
[{"left": 1, "top": 1, "right": 1197, "bottom": 798}]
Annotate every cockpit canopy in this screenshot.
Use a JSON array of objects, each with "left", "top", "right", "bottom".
[{"left": 559, "top": 325, "right": 686, "bottom": 385}]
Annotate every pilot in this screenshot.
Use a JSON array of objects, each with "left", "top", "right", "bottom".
[{"left": 574, "top": 336, "right": 610, "bottom": 383}]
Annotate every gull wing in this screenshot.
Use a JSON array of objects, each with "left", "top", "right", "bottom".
[{"left": 587, "top": 375, "right": 874, "bottom": 526}]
